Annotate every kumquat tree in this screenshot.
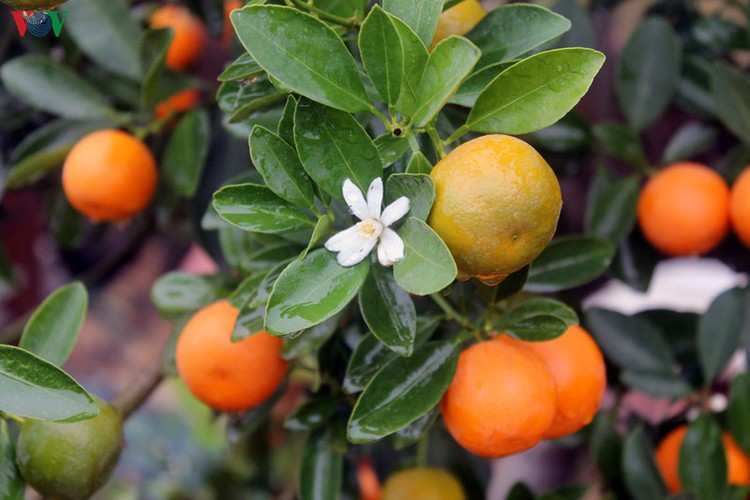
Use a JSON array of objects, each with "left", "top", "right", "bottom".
[{"left": 3, "top": 0, "right": 750, "bottom": 498}]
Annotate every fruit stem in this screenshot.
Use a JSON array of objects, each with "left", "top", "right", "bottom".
[
  {"left": 445, "top": 125, "right": 469, "bottom": 145},
  {"left": 416, "top": 433, "right": 430, "bottom": 467}
]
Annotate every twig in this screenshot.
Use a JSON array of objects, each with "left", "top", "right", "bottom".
[{"left": 112, "top": 346, "right": 166, "bottom": 420}]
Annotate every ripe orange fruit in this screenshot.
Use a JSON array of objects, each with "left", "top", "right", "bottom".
[
  {"left": 222, "top": 0, "right": 243, "bottom": 47},
  {"left": 655, "top": 425, "right": 750, "bottom": 493},
  {"left": 154, "top": 88, "right": 201, "bottom": 120},
  {"left": 523, "top": 325, "right": 606, "bottom": 439},
  {"left": 357, "top": 458, "right": 381, "bottom": 500},
  {"left": 149, "top": 5, "right": 207, "bottom": 71},
  {"left": 431, "top": 0, "right": 485, "bottom": 50},
  {"left": 730, "top": 167, "right": 750, "bottom": 248},
  {"left": 176, "top": 300, "right": 288, "bottom": 413},
  {"left": 62, "top": 129, "right": 158, "bottom": 222},
  {"left": 381, "top": 468, "right": 466, "bottom": 500},
  {"left": 637, "top": 163, "right": 730, "bottom": 257},
  {"left": 428, "top": 135, "right": 562, "bottom": 285},
  {"left": 440, "top": 336, "right": 557, "bottom": 457}
]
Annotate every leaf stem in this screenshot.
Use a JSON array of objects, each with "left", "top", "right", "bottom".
[
  {"left": 445, "top": 125, "right": 470, "bottom": 145},
  {"left": 416, "top": 433, "right": 430, "bottom": 467},
  {"left": 287, "top": 0, "right": 356, "bottom": 28},
  {"left": 430, "top": 293, "right": 478, "bottom": 331},
  {"left": 425, "top": 124, "right": 446, "bottom": 159}
]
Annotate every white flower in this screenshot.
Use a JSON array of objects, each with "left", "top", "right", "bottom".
[{"left": 325, "top": 178, "right": 410, "bottom": 267}]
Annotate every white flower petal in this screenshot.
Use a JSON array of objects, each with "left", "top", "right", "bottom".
[
  {"left": 377, "top": 243, "right": 393, "bottom": 267},
  {"left": 342, "top": 179, "right": 369, "bottom": 220},
  {"left": 336, "top": 237, "right": 378, "bottom": 267},
  {"left": 366, "top": 177, "right": 384, "bottom": 219},
  {"left": 379, "top": 228, "right": 405, "bottom": 264},
  {"left": 380, "top": 196, "right": 410, "bottom": 226},
  {"left": 324, "top": 225, "right": 361, "bottom": 252}
]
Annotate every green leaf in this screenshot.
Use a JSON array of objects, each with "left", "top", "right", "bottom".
[
  {"left": 466, "top": 4, "right": 571, "bottom": 69},
  {"left": 0, "top": 345, "right": 99, "bottom": 422},
  {"left": 622, "top": 426, "right": 668, "bottom": 500},
  {"left": 698, "top": 288, "right": 746, "bottom": 384},
  {"left": 375, "top": 134, "right": 410, "bottom": 168},
  {"left": 0, "top": 420, "right": 24, "bottom": 500},
  {"left": 611, "top": 230, "right": 659, "bottom": 293},
  {"left": 585, "top": 169, "right": 640, "bottom": 244},
  {"left": 391, "top": 408, "right": 438, "bottom": 449},
  {"left": 448, "top": 61, "right": 516, "bottom": 108},
  {"left": 412, "top": 36, "right": 480, "bottom": 127},
  {"left": 593, "top": 122, "right": 648, "bottom": 166},
  {"left": 19, "top": 283, "right": 87, "bottom": 367},
  {"left": 359, "top": 265, "right": 416, "bottom": 356},
  {"left": 495, "top": 298, "right": 578, "bottom": 342},
  {"left": 213, "top": 184, "right": 316, "bottom": 234},
  {"left": 551, "top": 0, "right": 597, "bottom": 49},
  {"left": 0, "top": 55, "right": 115, "bottom": 120},
  {"left": 493, "top": 266, "right": 530, "bottom": 301},
  {"left": 278, "top": 95, "right": 297, "bottom": 146},
  {"left": 343, "top": 316, "right": 440, "bottom": 393},
  {"left": 250, "top": 126, "right": 315, "bottom": 207},
  {"left": 265, "top": 249, "right": 369, "bottom": 336},
  {"left": 385, "top": 173, "right": 435, "bottom": 221},
  {"left": 585, "top": 308, "right": 675, "bottom": 373},
  {"left": 232, "top": 304, "right": 266, "bottom": 342},
  {"left": 679, "top": 415, "right": 728, "bottom": 500},
  {"left": 6, "top": 120, "right": 112, "bottom": 189},
  {"left": 218, "top": 53, "right": 263, "bottom": 82},
  {"left": 392, "top": 16, "right": 430, "bottom": 117},
  {"left": 394, "top": 218, "right": 457, "bottom": 295},
  {"left": 303, "top": 215, "right": 334, "bottom": 259},
  {"left": 405, "top": 151, "right": 433, "bottom": 174},
  {"left": 229, "top": 275, "right": 265, "bottom": 309},
  {"left": 525, "top": 236, "right": 616, "bottom": 293},
  {"left": 616, "top": 17, "right": 682, "bottom": 131},
  {"left": 294, "top": 100, "right": 382, "bottom": 197},
  {"left": 232, "top": 5, "right": 370, "bottom": 112},
  {"left": 382, "top": 0, "right": 442, "bottom": 47},
  {"left": 590, "top": 413, "right": 623, "bottom": 487},
  {"left": 138, "top": 28, "right": 172, "bottom": 109},
  {"left": 728, "top": 373, "right": 750, "bottom": 455},
  {"left": 662, "top": 123, "right": 719, "bottom": 165},
  {"left": 217, "top": 78, "right": 285, "bottom": 124},
  {"left": 282, "top": 314, "right": 340, "bottom": 357},
  {"left": 162, "top": 109, "right": 210, "bottom": 197},
  {"left": 526, "top": 112, "right": 591, "bottom": 153},
  {"left": 64, "top": 0, "right": 142, "bottom": 80},
  {"left": 347, "top": 341, "right": 458, "bottom": 443},
  {"left": 467, "top": 48, "right": 605, "bottom": 135},
  {"left": 711, "top": 64, "right": 750, "bottom": 147},
  {"left": 620, "top": 370, "right": 693, "bottom": 399},
  {"left": 299, "top": 425, "right": 344, "bottom": 500},
  {"left": 359, "top": 6, "right": 403, "bottom": 105},
  {"left": 151, "top": 272, "right": 222, "bottom": 315},
  {"left": 285, "top": 398, "right": 338, "bottom": 431}
]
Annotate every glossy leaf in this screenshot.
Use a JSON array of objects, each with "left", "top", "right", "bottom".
[
  {"left": 0, "top": 345, "right": 98, "bottom": 422},
  {"left": 249, "top": 125, "right": 315, "bottom": 207},
  {"left": 138, "top": 28, "right": 172, "bottom": 109},
  {"left": 712, "top": 64, "right": 750, "bottom": 147},
  {"left": 359, "top": 6, "right": 403, "bottom": 105},
  {"left": 586, "top": 308, "right": 675, "bottom": 373},
  {"left": 412, "top": 36, "right": 480, "bottom": 127},
  {"left": 218, "top": 53, "right": 263, "bottom": 82},
  {"left": 0, "top": 420, "right": 23, "bottom": 500},
  {"left": 662, "top": 123, "right": 718, "bottom": 165},
  {"left": 391, "top": 408, "right": 438, "bottom": 449},
  {"left": 466, "top": 4, "right": 571, "bottom": 68},
  {"left": 19, "top": 282, "right": 87, "bottom": 367},
  {"left": 282, "top": 315, "right": 341, "bottom": 357},
  {"left": 393, "top": 218, "right": 457, "bottom": 295},
  {"left": 299, "top": 425, "right": 344, "bottom": 500},
  {"left": 611, "top": 230, "right": 659, "bottom": 293},
  {"left": 382, "top": 0, "right": 442, "bottom": 47},
  {"left": 162, "top": 109, "right": 210, "bottom": 197},
  {"left": 679, "top": 415, "right": 728, "bottom": 500},
  {"left": 294, "top": 100, "right": 382, "bottom": 197},
  {"left": 385, "top": 173, "right": 435, "bottom": 221},
  {"left": 217, "top": 78, "right": 285, "bottom": 124},
  {"left": 728, "top": 373, "right": 750, "bottom": 455},
  {"left": 0, "top": 55, "right": 115, "bottom": 120},
  {"left": 151, "top": 272, "right": 222, "bottom": 315},
  {"left": 448, "top": 61, "right": 516, "bottom": 108},
  {"left": 65, "top": 0, "right": 142, "bottom": 80},
  {"left": 525, "top": 236, "right": 616, "bottom": 293},
  {"left": 232, "top": 5, "right": 369, "bottom": 112},
  {"left": 359, "top": 265, "right": 416, "bottom": 356},
  {"left": 405, "top": 151, "right": 433, "bottom": 174},
  {"left": 622, "top": 426, "right": 668, "bottom": 500},
  {"left": 392, "top": 16, "right": 429, "bottom": 117},
  {"left": 265, "top": 249, "right": 369, "bottom": 336},
  {"left": 285, "top": 398, "right": 338, "bottom": 431},
  {"left": 495, "top": 298, "right": 578, "bottom": 342},
  {"left": 585, "top": 169, "right": 640, "bottom": 244},
  {"left": 467, "top": 49, "right": 605, "bottom": 135},
  {"left": 6, "top": 120, "right": 112, "bottom": 189},
  {"left": 375, "top": 134, "right": 410, "bottom": 168},
  {"left": 616, "top": 18, "right": 682, "bottom": 131},
  {"left": 277, "top": 95, "right": 297, "bottom": 146},
  {"left": 698, "top": 288, "right": 746, "bottom": 384},
  {"left": 232, "top": 304, "right": 266, "bottom": 342},
  {"left": 348, "top": 341, "right": 458, "bottom": 443},
  {"left": 213, "top": 184, "right": 316, "bottom": 234}
]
